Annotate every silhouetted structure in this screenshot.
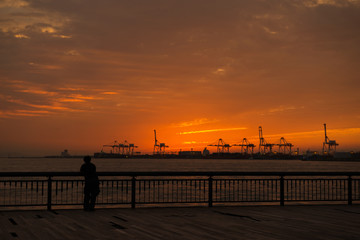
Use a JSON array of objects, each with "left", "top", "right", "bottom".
[
  {"left": 258, "top": 126, "right": 275, "bottom": 154},
  {"left": 102, "top": 140, "right": 120, "bottom": 154},
  {"left": 208, "top": 138, "right": 231, "bottom": 153},
  {"left": 323, "top": 123, "right": 339, "bottom": 155},
  {"left": 278, "top": 137, "right": 294, "bottom": 155},
  {"left": 80, "top": 156, "right": 100, "bottom": 211},
  {"left": 232, "top": 138, "right": 256, "bottom": 154},
  {"left": 153, "top": 130, "right": 168, "bottom": 155},
  {"left": 95, "top": 139, "right": 138, "bottom": 157},
  {"left": 61, "top": 149, "right": 70, "bottom": 157}
]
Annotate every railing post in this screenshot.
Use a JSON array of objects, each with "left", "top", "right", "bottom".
[
  {"left": 131, "top": 176, "right": 136, "bottom": 209},
  {"left": 348, "top": 176, "right": 352, "bottom": 205},
  {"left": 208, "top": 176, "right": 213, "bottom": 207},
  {"left": 47, "top": 176, "right": 52, "bottom": 211},
  {"left": 280, "top": 175, "right": 284, "bottom": 206}
]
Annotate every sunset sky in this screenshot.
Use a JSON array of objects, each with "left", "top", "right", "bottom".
[{"left": 1, "top": 0, "right": 360, "bottom": 156}]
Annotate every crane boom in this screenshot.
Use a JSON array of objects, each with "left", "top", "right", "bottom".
[
  {"left": 154, "top": 129, "right": 158, "bottom": 145},
  {"left": 259, "top": 126, "right": 263, "bottom": 139},
  {"left": 324, "top": 123, "right": 328, "bottom": 143}
]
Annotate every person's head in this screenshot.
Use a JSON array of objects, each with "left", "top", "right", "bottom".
[{"left": 83, "top": 156, "right": 91, "bottom": 163}]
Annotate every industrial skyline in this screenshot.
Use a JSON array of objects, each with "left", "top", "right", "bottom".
[
  {"left": 94, "top": 124, "right": 343, "bottom": 156},
  {"left": 1, "top": 0, "right": 360, "bottom": 156}
]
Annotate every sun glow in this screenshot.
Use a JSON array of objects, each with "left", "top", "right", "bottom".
[{"left": 178, "top": 127, "right": 247, "bottom": 135}]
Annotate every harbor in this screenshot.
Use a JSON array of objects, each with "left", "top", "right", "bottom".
[{"left": 88, "top": 125, "right": 359, "bottom": 161}]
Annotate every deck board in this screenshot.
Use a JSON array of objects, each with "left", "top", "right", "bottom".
[{"left": 1, "top": 205, "right": 360, "bottom": 240}]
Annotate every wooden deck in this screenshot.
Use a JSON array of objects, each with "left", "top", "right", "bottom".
[{"left": 1, "top": 205, "right": 360, "bottom": 240}]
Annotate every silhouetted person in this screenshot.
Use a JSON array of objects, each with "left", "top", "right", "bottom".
[{"left": 80, "top": 156, "right": 100, "bottom": 211}]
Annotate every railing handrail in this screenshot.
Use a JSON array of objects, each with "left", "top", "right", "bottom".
[
  {"left": 1, "top": 171, "right": 360, "bottom": 177},
  {"left": 1, "top": 171, "right": 359, "bottom": 209}
]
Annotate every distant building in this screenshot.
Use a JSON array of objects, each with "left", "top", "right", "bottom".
[
  {"left": 202, "top": 147, "right": 210, "bottom": 156},
  {"left": 61, "top": 149, "right": 70, "bottom": 157}
]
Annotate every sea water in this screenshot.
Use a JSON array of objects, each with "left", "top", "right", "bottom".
[{"left": 1, "top": 157, "right": 360, "bottom": 172}]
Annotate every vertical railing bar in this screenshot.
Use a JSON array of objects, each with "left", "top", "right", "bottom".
[
  {"left": 25, "top": 181, "right": 27, "bottom": 205},
  {"left": 171, "top": 180, "right": 173, "bottom": 203},
  {"left": 201, "top": 179, "right": 205, "bottom": 202},
  {"left": 321, "top": 179, "right": 323, "bottom": 201},
  {"left": 312, "top": 179, "right": 314, "bottom": 201},
  {"left": 280, "top": 175, "right": 284, "bottom": 206},
  {"left": 287, "top": 179, "right": 290, "bottom": 201},
  {"left": 111, "top": 180, "right": 114, "bottom": 204},
  {"left": 335, "top": 179, "right": 338, "bottom": 200},
  {"left": 14, "top": 181, "right": 17, "bottom": 205},
  {"left": 131, "top": 176, "right": 136, "bottom": 208},
  {"left": 176, "top": 180, "right": 179, "bottom": 203},
  {"left": 186, "top": 180, "right": 188, "bottom": 202},
  {"left": 270, "top": 179, "right": 272, "bottom": 201},
  {"left": 47, "top": 176, "right": 52, "bottom": 210},
  {"left": 307, "top": 179, "right": 310, "bottom": 201},
  {"left": 233, "top": 179, "right": 236, "bottom": 202},
  {"left": 162, "top": 180, "right": 165, "bottom": 203},
  {"left": 167, "top": 180, "right": 170, "bottom": 203},
  {"left": 328, "top": 179, "right": 333, "bottom": 200},
  {"left": 293, "top": 179, "right": 295, "bottom": 201},
  {"left": 348, "top": 176, "right": 352, "bottom": 205},
  {"left": 138, "top": 180, "right": 142, "bottom": 203},
  {"left": 237, "top": 179, "right": 239, "bottom": 202},
  {"left": 314, "top": 179, "right": 317, "bottom": 201},
  {"left": 252, "top": 180, "right": 255, "bottom": 202},
  {"left": 208, "top": 176, "right": 213, "bottom": 207},
  {"left": 241, "top": 179, "right": 243, "bottom": 202}
]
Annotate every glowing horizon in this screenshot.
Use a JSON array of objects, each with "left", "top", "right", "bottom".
[{"left": 178, "top": 127, "right": 248, "bottom": 135}]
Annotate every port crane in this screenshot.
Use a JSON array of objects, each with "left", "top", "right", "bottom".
[
  {"left": 101, "top": 140, "right": 120, "bottom": 154},
  {"left": 322, "top": 123, "right": 338, "bottom": 155},
  {"left": 208, "top": 138, "right": 231, "bottom": 153},
  {"left": 119, "top": 140, "right": 138, "bottom": 156},
  {"left": 258, "top": 126, "right": 275, "bottom": 154},
  {"left": 278, "top": 137, "right": 293, "bottom": 155},
  {"left": 102, "top": 140, "right": 138, "bottom": 156},
  {"left": 153, "top": 130, "right": 168, "bottom": 155},
  {"left": 232, "top": 138, "right": 255, "bottom": 154},
  {"left": 127, "top": 143, "right": 138, "bottom": 156}
]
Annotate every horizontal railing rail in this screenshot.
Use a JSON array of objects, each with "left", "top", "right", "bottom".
[
  {"left": 1, "top": 172, "right": 359, "bottom": 210},
  {"left": 1, "top": 171, "right": 360, "bottom": 176}
]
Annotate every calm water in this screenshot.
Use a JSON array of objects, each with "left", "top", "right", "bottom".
[{"left": 1, "top": 157, "right": 360, "bottom": 172}]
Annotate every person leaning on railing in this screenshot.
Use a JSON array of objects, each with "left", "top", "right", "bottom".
[{"left": 80, "top": 156, "right": 100, "bottom": 211}]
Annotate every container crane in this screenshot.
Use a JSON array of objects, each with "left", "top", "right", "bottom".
[
  {"left": 322, "top": 123, "right": 338, "bottom": 155},
  {"left": 208, "top": 138, "right": 231, "bottom": 153},
  {"left": 128, "top": 143, "right": 138, "bottom": 156},
  {"left": 101, "top": 140, "right": 120, "bottom": 154},
  {"left": 258, "top": 126, "right": 275, "bottom": 154},
  {"left": 120, "top": 140, "right": 138, "bottom": 156},
  {"left": 232, "top": 138, "right": 255, "bottom": 154},
  {"left": 153, "top": 130, "right": 168, "bottom": 155},
  {"left": 278, "top": 137, "right": 294, "bottom": 155}
]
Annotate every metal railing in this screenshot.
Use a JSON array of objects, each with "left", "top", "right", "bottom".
[{"left": 0, "top": 172, "right": 359, "bottom": 210}]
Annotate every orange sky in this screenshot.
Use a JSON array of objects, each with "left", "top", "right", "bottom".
[{"left": 1, "top": 0, "right": 360, "bottom": 156}]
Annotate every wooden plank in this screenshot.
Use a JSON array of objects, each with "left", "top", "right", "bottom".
[{"left": 0, "top": 205, "right": 360, "bottom": 240}]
